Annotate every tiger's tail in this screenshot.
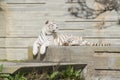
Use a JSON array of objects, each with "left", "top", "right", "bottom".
[{"left": 82, "top": 40, "right": 111, "bottom": 46}]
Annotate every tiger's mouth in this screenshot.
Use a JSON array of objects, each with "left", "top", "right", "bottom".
[
  {"left": 52, "top": 30, "right": 56, "bottom": 33},
  {"left": 51, "top": 29, "right": 58, "bottom": 33}
]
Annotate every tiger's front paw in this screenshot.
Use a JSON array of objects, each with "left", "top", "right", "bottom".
[
  {"left": 33, "top": 50, "right": 38, "bottom": 56},
  {"left": 33, "top": 45, "right": 39, "bottom": 56},
  {"left": 40, "top": 46, "right": 46, "bottom": 54},
  {"left": 40, "top": 50, "right": 45, "bottom": 54}
]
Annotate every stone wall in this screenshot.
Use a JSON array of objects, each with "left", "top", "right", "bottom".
[
  {"left": 0, "top": 0, "right": 120, "bottom": 79},
  {"left": 32, "top": 46, "right": 120, "bottom": 80},
  {"left": 0, "top": 0, "right": 120, "bottom": 60}
]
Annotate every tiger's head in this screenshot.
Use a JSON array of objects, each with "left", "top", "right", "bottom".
[{"left": 44, "top": 20, "right": 59, "bottom": 35}]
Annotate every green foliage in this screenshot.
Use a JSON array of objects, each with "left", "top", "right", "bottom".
[
  {"left": 60, "top": 66, "right": 82, "bottom": 80},
  {"left": 0, "top": 73, "right": 11, "bottom": 80},
  {"left": 0, "top": 64, "right": 27, "bottom": 80},
  {"left": 48, "top": 71, "right": 59, "bottom": 80},
  {"left": 11, "top": 73, "right": 27, "bottom": 80},
  {"left": 0, "top": 64, "right": 84, "bottom": 80},
  {"left": 61, "top": 66, "right": 74, "bottom": 78},
  {"left": 0, "top": 73, "right": 27, "bottom": 80},
  {"left": 48, "top": 66, "right": 83, "bottom": 80}
]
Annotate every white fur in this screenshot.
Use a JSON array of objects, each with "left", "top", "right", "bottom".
[
  {"left": 33, "top": 21, "right": 90, "bottom": 55},
  {"left": 33, "top": 39, "right": 39, "bottom": 55},
  {"left": 33, "top": 21, "right": 58, "bottom": 55}
]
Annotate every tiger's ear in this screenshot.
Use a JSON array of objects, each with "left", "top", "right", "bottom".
[{"left": 45, "top": 20, "right": 49, "bottom": 24}]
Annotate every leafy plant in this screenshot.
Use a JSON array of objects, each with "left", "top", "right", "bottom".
[
  {"left": 0, "top": 72, "right": 27, "bottom": 80},
  {"left": 60, "top": 66, "right": 82, "bottom": 80},
  {"left": 11, "top": 73, "right": 27, "bottom": 80},
  {"left": 0, "top": 64, "right": 27, "bottom": 80},
  {"left": 60, "top": 66, "right": 74, "bottom": 79},
  {"left": 48, "top": 71, "right": 59, "bottom": 80},
  {"left": 1, "top": 65, "right": 84, "bottom": 80},
  {"left": 47, "top": 66, "right": 83, "bottom": 80}
]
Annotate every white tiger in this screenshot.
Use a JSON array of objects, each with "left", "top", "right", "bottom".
[
  {"left": 33, "top": 21, "right": 57, "bottom": 55},
  {"left": 33, "top": 20, "right": 91, "bottom": 55},
  {"left": 33, "top": 20, "right": 110, "bottom": 55}
]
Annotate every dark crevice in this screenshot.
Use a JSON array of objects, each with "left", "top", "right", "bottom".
[{"left": 94, "top": 51, "right": 120, "bottom": 53}]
